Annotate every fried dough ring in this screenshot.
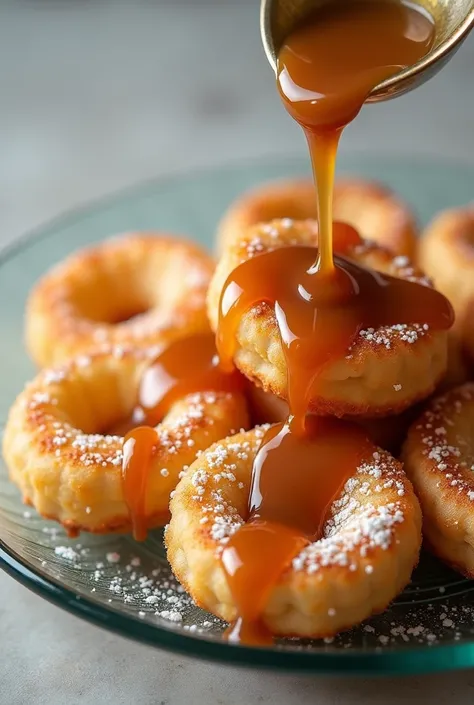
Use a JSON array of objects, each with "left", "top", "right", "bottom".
[
  {"left": 217, "top": 178, "right": 417, "bottom": 257},
  {"left": 418, "top": 207, "right": 474, "bottom": 362},
  {"left": 166, "top": 428, "right": 421, "bottom": 638},
  {"left": 208, "top": 219, "right": 448, "bottom": 417},
  {"left": 2, "top": 346, "right": 249, "bottom": 534},
  {"left": 26, "top": 233, "right": 214, "bottom": 367},
  {"left": 402, "top": 383, "right": 474, "bottom": 578}
]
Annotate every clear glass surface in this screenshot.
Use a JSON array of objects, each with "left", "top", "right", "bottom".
[{"left": 2, "top": 155, "right": 474, "bottom": 674}]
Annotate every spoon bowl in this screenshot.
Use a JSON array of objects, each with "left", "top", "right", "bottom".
[{"left": 261, "top": 0, "right": 474, "bottom": 101}]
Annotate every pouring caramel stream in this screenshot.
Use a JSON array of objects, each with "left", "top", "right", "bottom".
[
  {"left": 217, "top": 1, "right": 445, "bottom": 643},
  {"left": 278, "top": 0, "right": 435, "bottom": 270}
]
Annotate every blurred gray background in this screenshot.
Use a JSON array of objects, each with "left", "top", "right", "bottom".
[
  {"left": 2, "top": 1, "right": 474, "bottom": 703},
  {"left": 1, "top": 0, "right": 474, "bottom": 248}
]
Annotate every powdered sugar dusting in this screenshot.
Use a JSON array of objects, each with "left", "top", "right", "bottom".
[
  {"left": 23, "top": 356, "right": 236, "bottom": 472},
  {"left": 358, "top": 322, "right": 429, "bottom": 350},
  {"left": 189, "top": 429, "right": 408, "bottom": 577},
  {"left": 188, "top": 428, "right": 270, "bottom": 546},
  {"left": 414, "top": 383, "right": 474, "bottom": 498},
  {"left": 238, "top": 220, "right": 317, "bottom": 261},
  {"left": 292, "top": 450, "right": 408, "bottom": 573},
  {"left": 293, "top": 502, "right": 404, "bottom": 574}
]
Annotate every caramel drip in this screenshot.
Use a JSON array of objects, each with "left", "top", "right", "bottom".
[
  {"left": 222, "top": 521, "right": 308, "bottom": 645},
  {"left": 122, "top": 426, "right": 158, "bottom": 542},
  {"left": 122, "top": 333, "right": 242, "bottom": 541},
  {"left": 137, "top": 332, "right": 242, "bottom": 426},
  {"left": 217, "top": 1, "right": 441, "bottom": 644},
  {"left": 248, "top": 418, "right": 372, "bottom": 536},
  {"left": 218, "top": 243, "right": 452, "bottom": 641},
  {"left": 222, "top": 418, "right": 374, "bottom": 641}
]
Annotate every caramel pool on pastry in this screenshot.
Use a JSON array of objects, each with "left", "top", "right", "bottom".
[{"left": 209, "top": 219, "right": 450, "bottom": 418}]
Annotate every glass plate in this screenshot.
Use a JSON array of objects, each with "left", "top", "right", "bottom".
[{"left": 2, "top": 154, "right": 474, "bottom": 675}]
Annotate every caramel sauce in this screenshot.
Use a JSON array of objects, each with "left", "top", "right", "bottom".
[
  {"left": 216, "top": 1, "right": 447, "bottom": 643},
  {"left": 121, "top": 333, "right": 242, "bottom": 541},
  {"left": 222, "top": 520, "right": 308, "bottom": 645},
  {"left": 137, "top": 332, "right": 242, "bottom": 426},
  {"left": 222, "top": 418, "right": 374, "bottom": 642},
  {"left": 217, "top": 246, "right": 452, "bottom": 639},
  {"left": 249, "top": 418, "right": 373, "bottom": 536},
  {"left": 122, "top": 425, "right": 159, "bottom": 541},
  {"left": 277, "top": 0, "right": 435, "bottom": 268},
  {"left": 218, "top": 244, "right": 453, "bottom": 430}
]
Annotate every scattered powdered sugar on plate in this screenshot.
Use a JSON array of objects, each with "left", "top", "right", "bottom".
[
  {"left": 37, "top": 528, "right": 224, "bottom": 633},
  {"left": 12, "top": 507, "right": 474, "bottom": 649},
  {"left": 4, "top": 418, "right": 474, "bottom": 652}
]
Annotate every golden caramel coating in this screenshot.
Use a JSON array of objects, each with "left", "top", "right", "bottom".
[
  {"left": 166, "top": 428, "right": 421, "bottom": 638},
  {"left": 209, "top": 219, "right": 448, "bottom": 418},
  {"left": 217, "top": 178, "right": 417, "bottom": 257},
  {"left": 26, "top": 233, "right": 214, "bottom": 367},
  {"left": 3, "top": 347, "right": 249, "bottom": 534},
  {"left": 402, "top": 383, "right": 474, "bottom": 578}
]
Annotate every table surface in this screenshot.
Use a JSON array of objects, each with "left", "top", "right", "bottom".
[{"left": 2, "top": 2, "right": 474, "bottom": 703}]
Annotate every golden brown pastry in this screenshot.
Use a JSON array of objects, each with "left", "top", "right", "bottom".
[
  {"left": 217, "top": 177, "right": 417, "bottom": 257},
  {"left": 26, "top": 233, "right": 214, "bottom": 367},
  {"left": 418, "top": 207, "right": 474, "bottom": 363},
  {"left": 3, "top": 346, "right": 248, "bottom": 534},
  {"left": 247, "top": 383, "right": 419, "bottom": 455},
  {"left": 166, "top": 427, "right": 421, "bottom": 638},
  {"left": 402, "top": 382, "right": 474, "bottom": 578}
]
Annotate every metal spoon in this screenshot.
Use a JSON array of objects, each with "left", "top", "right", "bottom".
[{"left": 261, "top": 0, "right": 474, "bottom": 101}]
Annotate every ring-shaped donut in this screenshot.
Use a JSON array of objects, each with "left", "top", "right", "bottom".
[
  {"left": 25, "top": 233, "right": 214, "bottom": 367},
  {"left": 3, "top": 346, "right": 249, "bottom": 534},
  {"left": 166, "top": 428, "right": 421, "bottom": 637},
  {"left": 418, "top": 207, "right": 474, "bottom": 363},
  {"left": 208, "top": 219, "right": 449, "bottom": 418},
  {"left": 402, "top": 382, "right": 474, "bottom": 578},
  {"left": 217, "top": 178, "right": 417, "bottom": 257}
]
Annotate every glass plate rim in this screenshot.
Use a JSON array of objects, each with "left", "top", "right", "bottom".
[
  {"left": 2, "top": 152, "right": 474, "bottom": 674},
  {"left": 2, "top": 149, "right": 474, "bottom": 263},
  {"left": 4, "top": 540, "right": 474, "bottom": 675}
]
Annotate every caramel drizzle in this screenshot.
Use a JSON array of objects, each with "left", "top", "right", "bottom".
[
  {"left": 121, "top": 332, "right": 242, "bottom": 541},
  {"left": 218, "top": 242, "right": 453, "bottom": 432},
  {"left": 216, "top": 1, "right": 444, "bottom": 643}
]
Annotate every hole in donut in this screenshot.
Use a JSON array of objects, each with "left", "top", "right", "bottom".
[
  {"left": 105, "top": 415, "right": 139, "bottom": 437},
  {"left": 105, "top": 304, "right": 150, "bottom": 325},
  {"left": 67, "top": 271, "right": 153, "bottom": 326},
  {"left": 68, "top": 409, "right": 139, "bottom": 438},
  {"left": 53, "top": 367, "right": 141, "bottom": 437},
  {"left": 101, "top": 403, "right": 147, "bottom": 437}
]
